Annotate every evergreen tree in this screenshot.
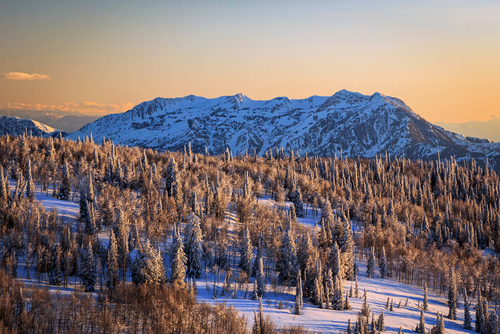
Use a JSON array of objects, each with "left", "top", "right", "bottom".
[
  {"left": 463, "top": 290, "right": 472, "bottom": 330},
  {"left": 239, "top": 227, "right": 254, "bottom": 276},
  {"left": 379, "top": 246, "right": 387, "bottom": 278},
  {"left": 476, "top": 295, "right": 483, "bottom": 334},
  {"left": 332, "top": 275, "right": 344, "bottom": 310},
  {"left": 252, "top": 235, "right": 263, "bottom": 278},
  {"left": 294, "top": 272, "right": 303, "bottom": 315},
  {"left": 367, "top": 247, "right": 375, "bottom": 278},
  {"left": 184, "top": 213, "right": 204, "bottom": 279},
  {"left": 58, "top": 161, "right": 71, "bottom": 200},
  {"left": 378, "top": 311, "right": 385, "bottom": 331},
  {"left": 416, "top": 309, "right": 425, "bottom": 334},
  {"left": 340, "top": 220, "right": 355, "bottom": 280},
  {"left": 256, "top": 257, "right": 266, "bottom": 299},
  {"left": 330, "top": 241, "right": 343, "bottom": 280},
  {"left": 48, "top": 245, "right": 62, "bottom": 286},
  {"left": 131, "top": 238, "right": 166, "bottom": 286},
  {"left": 113, "top": 210, "right": 130, "bottom": 279},
  {"left": 165, "top": 157, "right": 182, "bottom": 200},
  {"left": 171, "top": 229, "right": 187, "bottom": 288},
  {"left": 106, "top": 230, "right": 119, "bottom": 291},
  {"left": 81, "top": 242, "right": 97, "bottom": 292},
  {"left": 289, "top": 188, "right": 305, "bottom": 218},
  {"left": 361, "top": 291, "right": 370, "bottom": 317},
  {"left": 25, "top": 158, "right": 35, "bottom": 199},
  {"left": 447, "top": 267, "right": 458, "bottom": 320},
  {"left": 423, "top": 281, "right": 429, "bottom": 311},
  {"left": 277, "top": 218, "right": 298, "bottom": 285}
]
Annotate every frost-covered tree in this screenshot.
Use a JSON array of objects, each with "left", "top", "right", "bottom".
[
  {"left": 171, "top": 229, "right": 187, "bottom": 287},
  {"left": 340, "top": 220, "right": 355, "bottom": 280},
  {"left": 416, "top": 309, "right": 425, "bottom": 334},
  {"left": 423, "top": 281, "right": 429, "bottom": 311},
  {"left": 256, "top": 257, "right": 266, "bottom": 299},
  {"left": 330, "top": 242, "right": 343, "bottom": 280},
  {"left": 332, "top": 275, "right": 344, "bottom": 310},
  {"left": 81, "top": 241, "right": 97, "bottom": 292},
  {"left": 48, "top": 245, "right": 62, "bottom": 286},
  {"left": 106, "top": 230, "right": 119, "bottom": 290},
  {"left": 165, "top": 157, "right": 182, "bottom": 200},
  {"left": 447, "top": 267, "right": 458, "bottom": 320},
  {"left": 294, "top": 272, "right": 303, "bottom": 315},
  {"left": 252, "top": 234, "right": 263, "bottom": 278},
  {"left": 113, "top": 210, "right": 130, "bottom": 279},
  {"left": 367, "top": 247, "right": 375, "bottom": 278},
  {"left": 184, "top": 213, "right": 204, "bottom": 279},
  {"left": 25, "top": 158, "right": 35, "bottom": 199},
  {"left": 277, "top": 217, "right": 298, "bottom": 285},
  {"left": 289, "top": 188, "right": 305, "bottom": 218},
  {"left": 379, "top": 246, "right": 387, "bottom": 279},
  {"left": 378, "top": 311, "right": 385, "bottom": 331},
  {"left": 239, "top": 227, "right": 253, "bottom": 276},
  {"left": 463, "top": 290, "right": 472, "bottom": 330},
  {"left": 58, "top": 161, "right": 71, "bottom": 200},
  {"left": 131, "top": 238, "right": 166, "bottom": 286}
]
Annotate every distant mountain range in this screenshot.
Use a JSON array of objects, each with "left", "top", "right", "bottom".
[
  {"left": 3, "top": 90, "right": 500, "bottom": 169},
  {"left": 0, "top": 116, "right": 64, "bottom": 137},
  {"left": 0, "top": 110, "right": 100, "bottom": 132},
  {"left": 435, "top": 119, "right": 500, "bottom": 143},
  {"left": 65, "top": 90, "right": 500, "bottom": 168}
]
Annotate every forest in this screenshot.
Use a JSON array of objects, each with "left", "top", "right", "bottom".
[{"left": 0, "top": 133, "right": 499, "bottom": 333}]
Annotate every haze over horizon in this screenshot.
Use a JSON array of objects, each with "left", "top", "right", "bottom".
[{"left": 1, "top": 0, "right": 499, "bottom": 122}]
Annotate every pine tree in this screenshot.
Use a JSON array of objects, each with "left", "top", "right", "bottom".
[
  {"left": 379, "top": 246, "right": 387, "bottom": 279},
  {"left": 378, "top": 311, "right": 385, "bottom": 331},
  {"left": 131, "top": 238, "right": 166, "bottom": 286},
  {"left": 106, "top": 230, "right": 119, "bottom": 291},
  {"left": 252, "top": 309, "right": 261, "bottom": 334},
  {"left": 355, "top": 276, "right": 359, "bottom": 298},
  {"left": 290, "top": 188, "right": 305, "bottom": 218},
  {"left": 58, "top": 161, "right": 71, "bottom": 200},
  {"left": 171, "top": 229, "right": 187, "bottom": 288},
  {"left": 330, "top": 241, "right": 343, "bottom": 280},
  {"left": 423, "top": 281, "right": 429, "bottom": 311},
  {"left": 113, "top": 210, "right": 130, "bottom": 279},
  {"left": 184, "top": 213, "right": 204, "bottom": 279},
  {"left": 332, "top": 275, "right": 344, "bottom": 310},
  {"left": 294, "top": 272, "right": 303, "bottom": 315},
  {"left": 361, "top": 291, "right": 370, "bottom": 317},
  {"left": 81, "top": 242, "right": 97, "bottom": 292},
  {"left": 416, "top": 309, "right": 425, "bottom": 334},
  {"left": 476, "top": 294, "right": 483, "bottom": 334},
  {"left": 239, "top": 227, "right": 254, "bottom": 276},
  {"left": 48, "top": 245, "right": 62, "bottom": 286},
  {"left": 463, "top": 290, "right": 472, "bottom": 330},
  {"left": 277, "top": 218, "right": 298, "bottom": 285},
  {"left": 367, "top": 247, "right": 375, "bottom": 278},
  {"left": 25, "top": 158, "right": 35, "bottom": 199},
  {"left": 256, "top": 257, "right": 266, "bottom": 298},
  {"left": 252, "top": 235, "right": 263, "bottom": 278},
  {"left": 165, "top": 157, "right": 182, "bottom": 200},
  {"left": 447, "top": 267, "right": 458, "bottom": 320},
  {"left": 341, "top": 220, "right": 355, "bottom": 280}
]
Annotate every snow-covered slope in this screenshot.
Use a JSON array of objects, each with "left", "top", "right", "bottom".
[
  {"left": 0, "top": 116, "right": 63, "bottom": 137},
  {"left": 68, "top": 90, "right": 500, "bottom": 162}
]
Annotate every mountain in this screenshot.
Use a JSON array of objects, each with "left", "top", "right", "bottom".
[
  {"left": 0, "top": 110, "right": 100, "bottom": 132},
  {"left": 435, "top": 119, "right": 500, "bottom": 143},
  {"left": 0, "top": 116, "right": 64, "bottom": 137},
  {"left": 67, "top": 90, "right": 500, "bottom": 166}
]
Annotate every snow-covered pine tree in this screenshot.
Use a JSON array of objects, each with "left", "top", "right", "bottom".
[
  {"left": 367, "top": 247, "right": 375, "bottom": 278},
  {"left": 340, "top": 219, "right": 355, "bottom": 280},
  {"left": 184, "top": 213, "right": 204, "bottom": 279},
  {"left": 131, "top": 238, "right": 166, "bottom": 286},
  {"left": 447, "top": 267, "right": 458, "bottom": 320},
  {"left": 81, "top": 241, "right": 97, "bottom": 292},
  {"left": 378, "top": 311, "right": 385, "bottom": 331},
  {"left": 463, "top": 289, "right": 472, "bottom": 330},
  {"left": 277, "top": 216, "right": 298, "bottom": 285},
  {"left": 165, "top": 157, "right": 182, "bottom": 200},
  {"left": 290, "top": 188, "right": 305, "bottom": 218},
  {"left": 58, "top": 161, "right": 71, "bottom": 200},
  {"left": 171, "top": 228, "right": 187, "bottom": 288},
  {"left": 48, "top": 245, "right": 62, "bottom": 286},
  {"left": 361, "top": 291, "right": 370, "bottom": 317},
  {"left": 256, "top": 257, "right": 266, "bottom": 298},
  {"left": 25, "top": 158, "right": 35, "bottom": 199},
  {"left": 294, "top": 271, "right": 303, "bottom": 315},
  {"left": 106, "top": 230, "right": 119, "bottom": 291},
  {"left": 379, "top": 246, "right": 387, "bottom": 279},
  {"left": 330, "top": 241, "right": 343, "bottom": 280},
  {"left": 423, "top": 281, "right": 429, "bottom": 311},
  {"left": 252, "top": 234, "right": 263, "bottom": 278},
  {"left": 416, "top": 309, "right": 425, "bottom": 334},
  {"left": 239, "top": 227, "right": 253, "bottom": 276},
  {"left": 113, "top": 210, "right": 130, "bottom": 279},
  {"left": 332, "top": 275, "right": 344, "bottom": 310}
]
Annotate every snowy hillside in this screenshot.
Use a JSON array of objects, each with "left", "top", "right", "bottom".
[
  {"left": 0, "top": 115, "right": 63, "bottom": 137},
  {"left": 68, "top": 90, "right": 500, "bottom": 163}
]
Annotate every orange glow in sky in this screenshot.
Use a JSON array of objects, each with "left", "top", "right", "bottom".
[{"left": 0, "top": 1, "right": 499, "bottom": 123}]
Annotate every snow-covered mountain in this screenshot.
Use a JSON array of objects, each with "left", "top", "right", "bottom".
[
  {"left": 68, "top": 90, "right": 500, "bottom": 162},
  {"left": 0, "top": 116, "right": 64, "bottom": 137}
]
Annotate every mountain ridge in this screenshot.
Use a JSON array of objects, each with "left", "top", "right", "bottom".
[{"left": 66, "top": 90, "right": 500, "bottom": 169}]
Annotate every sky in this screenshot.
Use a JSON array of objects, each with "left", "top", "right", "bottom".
[{"left": 1, "top": 0, "right": 499, "bottom": 122}]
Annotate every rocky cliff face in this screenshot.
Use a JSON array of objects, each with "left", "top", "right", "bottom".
[{"left": 67, "top": 90, "right": 500, "bottom": 164}]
